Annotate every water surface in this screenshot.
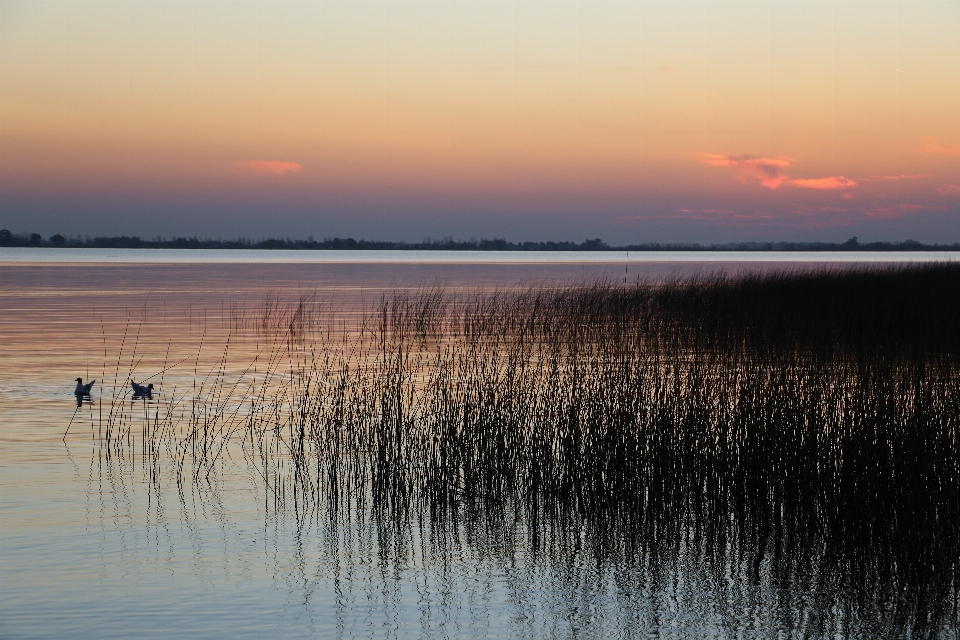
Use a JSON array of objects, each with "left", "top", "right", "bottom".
[{"left": 2, "top": 253, "right": 957, "bottom": 639}]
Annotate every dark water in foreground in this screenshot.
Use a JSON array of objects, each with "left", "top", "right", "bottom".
[{"left": 2, "top": 254, "right": 957, "bottom": 639}]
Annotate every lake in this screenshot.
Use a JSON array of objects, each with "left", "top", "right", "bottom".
[{"left": 2, "top": 249, "right": 958, "bottom": 639}]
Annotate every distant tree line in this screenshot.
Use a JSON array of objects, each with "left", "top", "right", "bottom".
[{"left": 1, "top": 229, "right": 957, "bottom": 251}]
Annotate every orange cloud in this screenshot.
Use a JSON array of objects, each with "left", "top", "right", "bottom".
[
  {"left": 787, "top": 177, "right": 857, "bottom": 190},
  {"left": 938, "top": 184, "right": 960, "bottom": 195},
  {"left": 703, "top": 154, "right": 792, "bottom": 190},
  {"left": 916, "top": 137, "right": 960, "bottom": 157},
  {"left": 232, "top": 160, "right": 302, "bottom": 176},
  {"left": 704, "top": 154, "right": 856, "bottom": 192}
]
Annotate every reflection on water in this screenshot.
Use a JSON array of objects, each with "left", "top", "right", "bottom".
[{"left": 2, "top": 260, "right": 958, "bottom": 639}]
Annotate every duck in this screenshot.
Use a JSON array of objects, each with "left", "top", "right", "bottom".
[
  {"left": 131, "top": 380, "right": 154, "bottom": 396},
  {"left": 74, "top": 378, "right": 96, "bottom": 395}
]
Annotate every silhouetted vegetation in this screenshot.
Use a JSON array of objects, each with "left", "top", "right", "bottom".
[
  {"left": 80, "top": 264, "right": 959, "bottom": 636},
  {"left": 2, "top": 228, "right": 958, "bottom": 251}
]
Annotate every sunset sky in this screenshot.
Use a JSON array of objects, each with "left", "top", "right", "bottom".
[{"left": 1, "top": 1, "right": 958, "bottom": 243}]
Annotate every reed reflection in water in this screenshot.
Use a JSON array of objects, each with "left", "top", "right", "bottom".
[{"left": 72, "top": 264, "right": 960, "bottom": 638}]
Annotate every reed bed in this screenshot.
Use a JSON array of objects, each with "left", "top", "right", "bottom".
[{"left": 82, "top": 264, "right": 960, "bottom": 636}]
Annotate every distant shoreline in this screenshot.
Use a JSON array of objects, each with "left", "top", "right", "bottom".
[{"left": 1, "top": 230, "right": 958, "bottom": 252}]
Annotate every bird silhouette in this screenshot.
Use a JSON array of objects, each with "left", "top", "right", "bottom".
[
  {"left": 131, "top": 380, "right": 154, "bottom": 396},
  {"left": 74, "top": 378, "right": 96, "bottom": 395}
]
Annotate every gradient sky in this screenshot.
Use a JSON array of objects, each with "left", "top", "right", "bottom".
[{"left": 1, "top": 1, "right": 958, "bottom": 243}]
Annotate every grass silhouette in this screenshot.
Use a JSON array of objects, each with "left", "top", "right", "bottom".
[{"left": 84, "top": 263, "right": 960, "bottom": 636}]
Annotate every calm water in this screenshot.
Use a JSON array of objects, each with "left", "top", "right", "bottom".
[
  {"left": 2, "top": 251, "right": 957, "bottom": 639},
  {"left": 3, "top": 247, "right": 959, "bottom": 264}
]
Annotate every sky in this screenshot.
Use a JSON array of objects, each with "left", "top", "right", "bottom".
[{"left": 1, "top": 1, "right": 958, "bottom": 244}]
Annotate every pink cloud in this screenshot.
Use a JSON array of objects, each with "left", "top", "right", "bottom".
[
  {"left": 862, "top": 205, "right": 916, "bottom": 220},
  {"left": 916, "top": 137, "right": 960, "bottom": 157},
  {"left": 937, "top": 184, "right": 960, "bottom": 195},
  {"left": 232, "top": 160, "right": 302, "bottom": 176},
  {"left": 863, "top": 174, "right": 928, "bottom": 182},
  {"left": 703, "top": 154, "right": 792, "bottom": 190},
  {"left": 622, "top": 209, "right": 774, "bottom": 225},
  {"left": 787, "top": 176, "right": 857, "bottom": 190},
  {"left": 861, "top": 204, "right": 945, "bottom": 219},
  {"left": 674, "top": 208, "right": 749, "bottom": 217}
]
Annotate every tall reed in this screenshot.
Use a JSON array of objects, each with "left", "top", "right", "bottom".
[{"left": 86, "top": 263, "right": 960, "bottom": 636}]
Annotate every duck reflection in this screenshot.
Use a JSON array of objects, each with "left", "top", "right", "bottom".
[{"left": 75, "top": 394, "right": 94, "bottom": 408}]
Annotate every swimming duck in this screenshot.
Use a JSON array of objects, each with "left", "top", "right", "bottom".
[
  {"left": 74, "top": 378, "right": 96, "bottom": 395},
  {"left": 131, "top": 380, "right": 154, "bottom": 396}
]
